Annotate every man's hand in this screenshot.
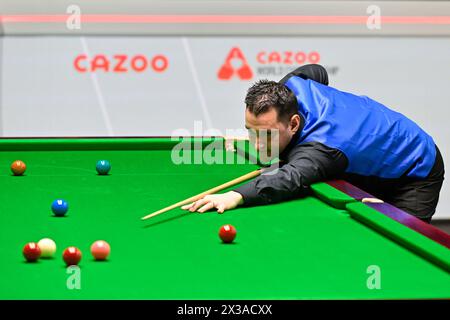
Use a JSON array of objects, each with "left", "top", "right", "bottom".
[{"left": 181, "top": 191, "right": 244, "bottom": 214}]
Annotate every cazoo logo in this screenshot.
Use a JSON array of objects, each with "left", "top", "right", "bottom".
[
  {"left": 74, "top": 54, "right": 169, "bottom": 73},
  {"left": 218, "top": 46, "right": 322, "bottom": 81}
]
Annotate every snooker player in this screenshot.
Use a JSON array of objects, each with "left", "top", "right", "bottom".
[{"left": 182, "top": 64, "right": 445, "bottom": 223}]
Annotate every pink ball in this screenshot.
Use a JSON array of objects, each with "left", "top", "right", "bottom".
[{"left": 90, "top": 240, "right": 110, "bottom": 261}]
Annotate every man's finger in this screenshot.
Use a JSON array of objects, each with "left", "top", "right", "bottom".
[
  {"left": 189, "top": 198, "right": 209, "bottom": 212},
  {"left": 197, "top": 201, "right": 215, "bottom": 213},
  {"left": 217, "top": 203, "right": 226, "bottom": 214},
  {"left": 181, "top": 203, "right": 194, "bottom": 210}
]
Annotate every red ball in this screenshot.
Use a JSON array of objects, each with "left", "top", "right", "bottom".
[
  {"left": 219, "top": 224, "right": 237, "bottom": 243},
  {"left": 11, "top": 160, "right": 26, "bottom": 176},
  {"left": 90, "top": 240, "right": 110, "bottom": 261},
  {"left": 63, "top": 247, "right": 82, "bottom": 266},
  {"left": 23, "top": 242, "right": 41, "bottom": 262}
]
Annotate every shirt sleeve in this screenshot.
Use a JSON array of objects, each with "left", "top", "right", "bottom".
[{"left": 234, "top": 142, "right": 348, "bottom": 206}]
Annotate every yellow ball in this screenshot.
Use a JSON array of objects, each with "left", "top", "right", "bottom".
[{"left": 37, "top": 238, "right": 57, "bottom": 258}]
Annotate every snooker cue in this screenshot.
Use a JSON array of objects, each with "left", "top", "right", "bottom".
[{"left": 141, "top": 169, "right": 262, "bottom": 220}]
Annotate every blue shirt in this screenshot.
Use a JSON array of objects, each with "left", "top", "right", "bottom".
[{"left": 284, "top": 76, "right": 436, "bottom": 179}]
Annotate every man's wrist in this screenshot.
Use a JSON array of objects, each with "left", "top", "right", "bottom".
[{"left": 229, "top": 191, "right": 244, "bottom": 206}]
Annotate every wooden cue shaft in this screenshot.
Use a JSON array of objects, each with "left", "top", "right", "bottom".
[{"left": 141, "top": 169, "right": 262, "bottom": 220}]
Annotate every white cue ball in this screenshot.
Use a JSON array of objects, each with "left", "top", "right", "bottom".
[{"left": 37, "top": 238, "right": 57, "bottom": 258}]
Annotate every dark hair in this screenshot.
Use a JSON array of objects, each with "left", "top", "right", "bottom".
[{"left": 245, "top": 80, "right": 298, "bottom": 122}]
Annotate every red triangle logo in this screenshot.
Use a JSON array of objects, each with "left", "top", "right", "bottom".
[{"left": 218, "top": 47, "right": 253, "bottom": 80}]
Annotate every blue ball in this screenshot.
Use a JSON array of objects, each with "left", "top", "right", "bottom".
[
  {"left": 52, "top": 199, "right": 68, "bottom": 216},
  {"left": 96, "top": 160, "right": 111, "bottom": 175}
]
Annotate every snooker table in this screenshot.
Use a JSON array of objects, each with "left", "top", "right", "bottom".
[{"left": 0, "top": 137, "right": 449, "bottom": 300}]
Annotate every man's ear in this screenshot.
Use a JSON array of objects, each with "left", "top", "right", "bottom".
[{"left": 290, "top": 114, "right": 301, "bottom": 133}]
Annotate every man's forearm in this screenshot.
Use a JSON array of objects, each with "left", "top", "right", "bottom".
[{"left": 234, "top": 142, "right": 348, "bottom": 206}]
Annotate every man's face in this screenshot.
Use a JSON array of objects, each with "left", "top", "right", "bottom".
[{"left": 245, "top": 108, "right": 299, "bottom": 159}]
